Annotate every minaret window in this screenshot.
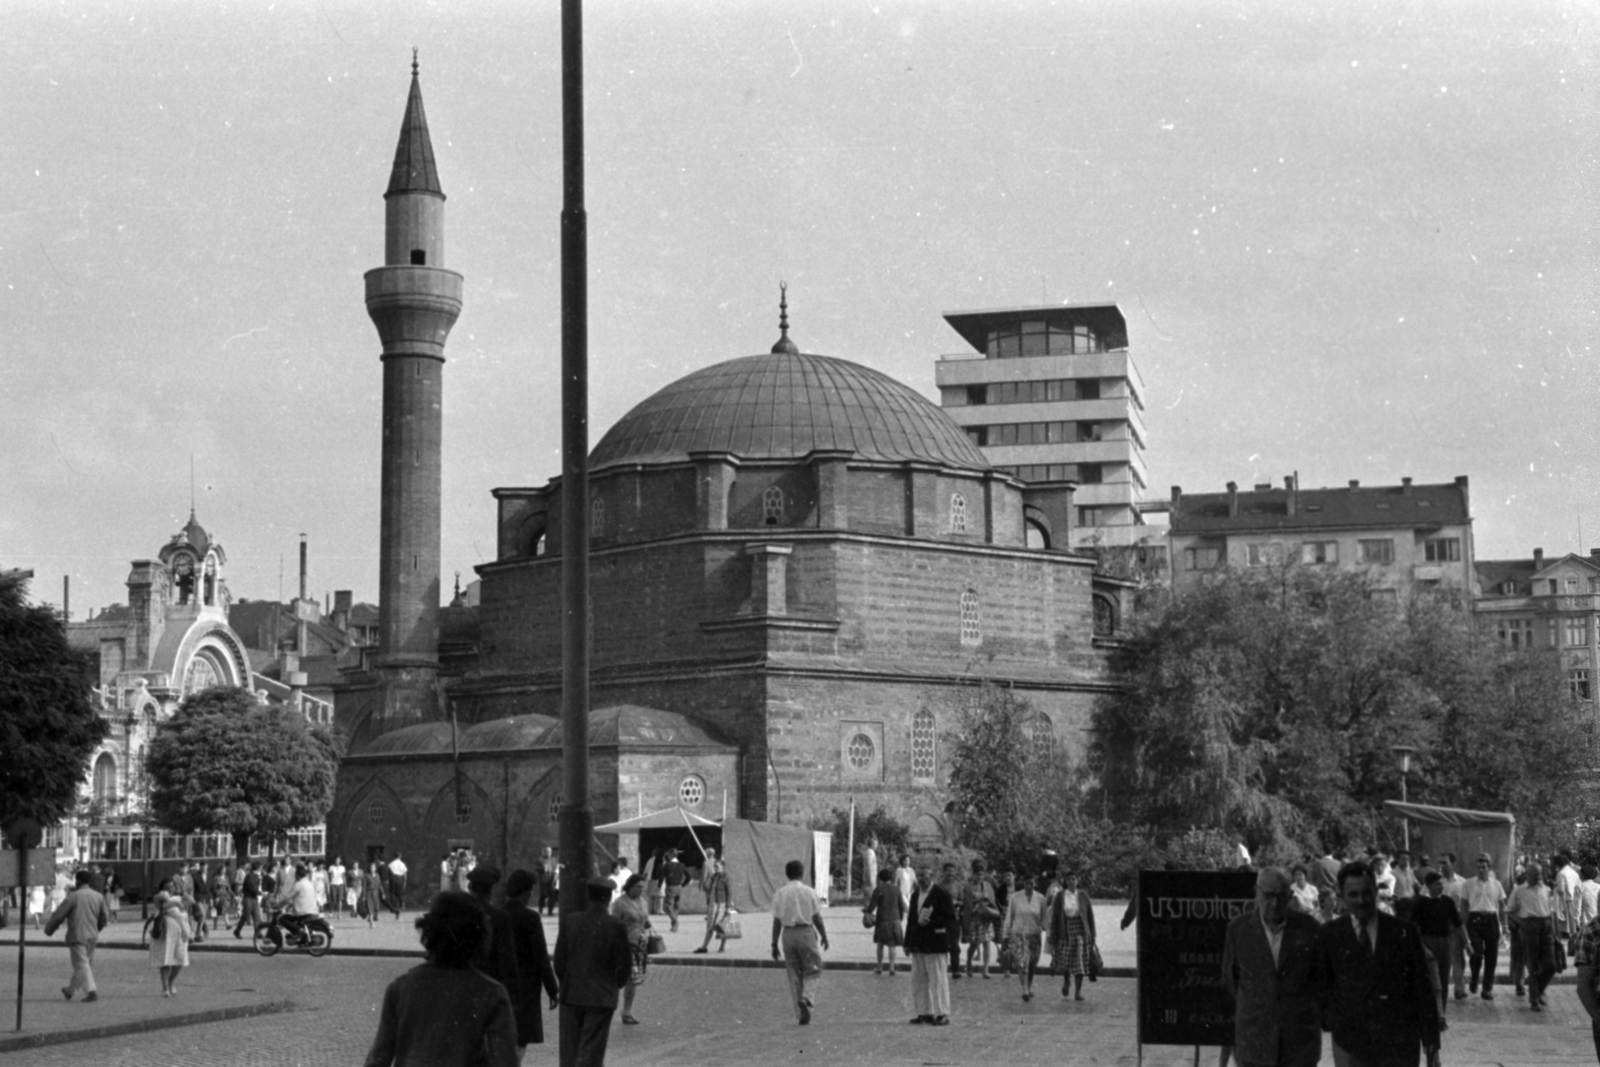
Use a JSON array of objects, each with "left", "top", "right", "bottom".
[
  {"left": 911, "top": 709, "right": 936, "bottom": 781},
  {"left": 762, "top": 486, "right": 784, "bottom": 525},
  {"left": 590, "top": 497, "right": 606, "bottom": 538},
  {"left": 410, "top": 249, "right": 426, "bottom": 265}
]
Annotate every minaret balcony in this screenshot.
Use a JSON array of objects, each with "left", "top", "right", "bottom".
[{"left": 365, "top": 265, "right": 464, "bottom": 359}]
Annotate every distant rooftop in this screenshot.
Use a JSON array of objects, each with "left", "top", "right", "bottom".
[
  {"left": 943, "top": 303, "right": 1128, "bottom": 354},
  {"left": 1172, "top": 476, "right": 1470, "bottom": 534}
]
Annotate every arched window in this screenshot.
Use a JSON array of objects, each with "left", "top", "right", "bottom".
[
  {"left": 1025, "top": 519, "right": 1050, "bottom": 550},
  {"left": 92, "top": 753, "right": 117, "bottom": 805},
  {"left": 367, "top": 798, "right": 386, "bottom": 824},
  {"left": 960, "top": 590, "right": 981, "bottom": 646},
  {"left": 590, "top": 496, "right": 606, "bottom": 538},
  {"left": 1093, "top": 595, "right": 1116, "bottom": 637},
  {"left": 949, "top": 493, "right": 968, "bottom": 534},
  {"left": 1031, "top": 712, "right": 1054, "bottom": 758},
  {"left": 763, "top": 486, "right": 784, "bottom": 525},
  {"left": 911, "top": 709, "right": 936, "bottom": 781},
  {"left": 548, "top": 796, "right": 562, "bottom": 824}
]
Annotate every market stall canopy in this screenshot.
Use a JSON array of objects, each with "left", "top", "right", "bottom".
[
  {"left": 1383, "top": 800, "right": 1516, "bottom": 884},
  {"left": 593, "top": 807, "right": 721, "bottom": 833}
]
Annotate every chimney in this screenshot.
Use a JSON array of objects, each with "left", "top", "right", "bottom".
[
  {"left": 1590, "top": 548, "right": 1600, "bottom": 559},
  {"left": 1348, "top": 479, "right": 1360, "bottom": 490},
  {"left": 62, "top": 575, "right": 70, "bottom": 623},
  {"left": 332, "top": 589, "right": 353, "bottom": 632},
  {"left": 1254, "top": 483, "right": 1271, "bottom": 492},
  {"left": 1171, "top": 486, "right": 1183, "bottom": 512},
  {"left": 1401, "top": 477, "right": 1413, "bottom": 494},
  {"left": 1454, "top": 474, "right": 1469, "bottom": 517},
  {"left": 1534, "top": 548, "right": 1544, "bottom": 565},
  {"left": 297, "top": 533, "right": 308, "bottom": 655},
  {"left": 298, "top": 533, "right": 308, "bottom": 602},
  {"left": 1285, "top": 474, "right": 1298, "bottom": 516},
  {"left": 1226, "top": 481, "right": 1239, "bottom": 518}
]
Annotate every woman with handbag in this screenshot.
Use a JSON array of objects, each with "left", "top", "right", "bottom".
[
  {"left": 962, "top": 860, "right": 1000, "bottom": 978},
  {"left": 1048, "top": 869, "right": 1097, "bottom": 1001},
  {"left": 694, "top": 858, "right": 732, "bottom": 954},
  {"left": 611, "top": 874, "right": 653, "bottom": 1025},
  {"left": 867, "top": 869, "right": 904, "bottom": 975},
  {"left": 1002, "top": 873, "right": 1048, "bottom": 1001},
  {"left": 148, "top": 877, "right": 192, "bottom": 997}
]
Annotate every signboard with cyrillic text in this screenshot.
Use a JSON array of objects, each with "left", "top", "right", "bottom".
[{"left": 1136, "top": 869, "right": 1258, "bottom": 1047}]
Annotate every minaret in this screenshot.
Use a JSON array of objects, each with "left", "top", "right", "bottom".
[{"left": 364, "top": 52, "right": 462, "bottom": 727}]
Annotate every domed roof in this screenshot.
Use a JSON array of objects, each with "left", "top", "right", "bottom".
[
  {"left": 590, "top": 352, "right": 991, "bottom": 472},
  {"left": 541, "top": 705, "right": 732, "bottom": 748},
  {"left": 364, "top": 722, "right": 456, "bottom": 755},
  {"left": 461, "top": 714, "right": 558, "bottom": 751}
]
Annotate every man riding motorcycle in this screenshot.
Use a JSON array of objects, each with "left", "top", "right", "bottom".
[{"left": 278, "top": 863, "right": 321, "bottom": 945}]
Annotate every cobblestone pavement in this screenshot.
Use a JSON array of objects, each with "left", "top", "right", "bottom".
[{"left": 3, "top": 946, "right": 1595, "bottom": 1066}]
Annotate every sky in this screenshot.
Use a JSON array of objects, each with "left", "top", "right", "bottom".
[{"left": 3, "top": 0, "right": 1594, "bottom": 618}]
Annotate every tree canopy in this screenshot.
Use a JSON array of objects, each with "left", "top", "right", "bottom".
[
  {"left": 144, "top": 685, "right": 340, "bottom": 862},
  {"left": 0, "top": 571, "right": 108, "bottom": 827},
  {"left": 1092, "top": 564, "right": 1593, "bottom": 858},
  {"left": 945, "top": 683, "right": 1087, "bottom": 879}
]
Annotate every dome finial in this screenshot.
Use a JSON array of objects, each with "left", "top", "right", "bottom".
[
  {"left": 771, "top": 281, "right": 799, "bottom": 355},
  {"left": 412, "top": 47, "right": 419, "bottom": 78}
]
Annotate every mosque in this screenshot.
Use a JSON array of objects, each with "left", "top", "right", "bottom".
[{"left": 327, "top": 63, "right": 1128, "bottom": 890}]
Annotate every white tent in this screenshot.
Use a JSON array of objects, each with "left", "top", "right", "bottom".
[{"left": 592, "top": 806, "right": 721, "bottom": 834}]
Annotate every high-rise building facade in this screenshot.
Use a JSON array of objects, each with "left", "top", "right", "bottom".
[{"left": 934, "top": 303, "right": 1150, "bottom": 550}]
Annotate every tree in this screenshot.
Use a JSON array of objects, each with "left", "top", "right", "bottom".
[
  {"left": 144, "top": 685, "right": 340, "bottom": 864},
  {"left": 1093, "top": 564, "right": 1593, "bottom": 856},
  {"left": 0, "top": 570, "right": 107, "bottom": 827},
  {"left": 817, "top": 804, "right": 911, "bottom": 898},
  {"left": 945, "top": 683, "right": 1089, "bottom": 879}
]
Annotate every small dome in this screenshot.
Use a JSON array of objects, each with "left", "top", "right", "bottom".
[
  {"left": 364, "top": 722, "right": 456, "bottom": 755},
  {"left": 590, "top": 352, "right": 991, "bottom": 472},
  {"left": 460, "top": 714, "right": 559, "bottom": 751},
  {"left": 540, "top": 705, "right": 732, "bottom": 748}
]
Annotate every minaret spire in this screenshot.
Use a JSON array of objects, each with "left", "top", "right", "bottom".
[{"left": 770, "top": 281, "right": 799, "bottom": 355}]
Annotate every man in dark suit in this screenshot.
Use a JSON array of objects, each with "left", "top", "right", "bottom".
[
  {"left": 1314, "top": 861, "right": 1441, "bottom": 1067},
  {"left": 503, "top": 869, "right": 560, "bottom": 1058},
  {"left": 905, "top": 861, "right": 958, "bottom": 1026},
  {"left": 1221, "top": 866, "right": 1323, "bottom": 1067},
  {"left": 466, "top": 865, "right": 525, "bottom": 1038},
  {"left": 554, "top": 877, "right": 633, "bottom": 1067}
]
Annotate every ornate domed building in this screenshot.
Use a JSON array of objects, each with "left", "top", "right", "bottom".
[{"left": 332, "top": 310, "right": 1127, "bottom": 880}]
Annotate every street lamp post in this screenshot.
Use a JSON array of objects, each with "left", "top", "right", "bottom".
[{"left": 1392, "top": 745, "right": 1419, "bottom": 853}]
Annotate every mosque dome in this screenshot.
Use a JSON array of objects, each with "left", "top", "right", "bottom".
[{"left": 589, "top": 351, "right": 991, "bottom": 473}]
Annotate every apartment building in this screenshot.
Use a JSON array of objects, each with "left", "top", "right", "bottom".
[
  {"left": 1476, "top": 548, "right": 1600, "bottom": 711},
  {"left": 934, "top": 303, "right": 1152, "bottom": 551},
  {"left": 1167, "top": 475, "right": 1474, "bottom": 595}
]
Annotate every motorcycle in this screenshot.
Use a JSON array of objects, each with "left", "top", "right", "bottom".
[{"left": 252, "top": 906, "right": 333, "bottom": 958}]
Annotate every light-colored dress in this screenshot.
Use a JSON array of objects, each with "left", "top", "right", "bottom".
[
  {"left": 1003, "top": 889, "right": 1048, "bottom": 969},
  {"left": 149, "top": 892, "right": 192, "bottom": 968}
]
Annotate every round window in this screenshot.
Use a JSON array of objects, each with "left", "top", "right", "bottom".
[
  {"left": 367, "top": 798, "right": 385, "bottom": 824},
  {"left": 679, "top": 775, "right": 705, "bottom": 808},
  {"left": 847, "top": 733, "right": 875, "bottom": 769}
]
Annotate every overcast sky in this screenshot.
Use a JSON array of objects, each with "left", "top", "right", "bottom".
[{"left": 3, "top": 0, "right": 1594, "bottom": 617}]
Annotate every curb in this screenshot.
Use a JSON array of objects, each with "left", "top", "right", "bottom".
[{"left": 0, "top": 999, "right": 299, "bottom": 1053}]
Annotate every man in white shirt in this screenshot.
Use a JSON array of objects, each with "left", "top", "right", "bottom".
[
  {"left": 1553, "top": 850, "right": 1581, "bottom": 939},
  {"left": 327, "top": 857, "right": 346, "bottom": 918},
  {"left": 894, "top": 855, "right": 918, "bottom": 934},
  {"left": 609, "top": 857, "right": 633, "bottom": 907},
  {"left": 387, "top": 852, "right": 409, "bottom": 911},
  {"left": 769, "top": 859, "right": 830, "bottom": 1025},
  {"left": 280, "top": 864, "right": 321, "bottom": 945},
  {"left": 1390, "top": 850, "right": 1418, "bottom": 921},
  {"left": 1464, "top": 853, "right": 1507, "bottom": 1000}
]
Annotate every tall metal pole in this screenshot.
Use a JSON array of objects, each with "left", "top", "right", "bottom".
[
  {"left": 557, "top": 2, "right": 592, "bottom": 1060},
  {"left": 557, "top": 0, "right": 592, "bottom": 943}
]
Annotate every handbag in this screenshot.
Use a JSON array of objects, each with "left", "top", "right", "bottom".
[
  {"left": 356, "top": 893, "right": 370, "bottom": 919},
  {"left": 646, "top": 932, "right": 665, "bottom": 955},
  {"left": 150, "top": 914, "right": 166, "bottom": 941},
  {"left": 718, "top": 915, "right": 743, "bottom": 940}
]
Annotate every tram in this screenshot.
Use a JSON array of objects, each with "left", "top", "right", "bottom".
[{"left": 82, "top": 825, "right": 325, "bottom": 901}]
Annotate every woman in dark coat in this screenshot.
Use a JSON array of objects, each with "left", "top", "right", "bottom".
[{"left": 501, "top": 869, "right": 560, "bottom": 1050}]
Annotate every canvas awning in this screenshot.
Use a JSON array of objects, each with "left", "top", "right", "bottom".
[
  {"left": 592, "top": 807, "right": 721, "bottom": 833},
  {"left": 1381, "top": 801, "right": 1515, "bottom": 827}
]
